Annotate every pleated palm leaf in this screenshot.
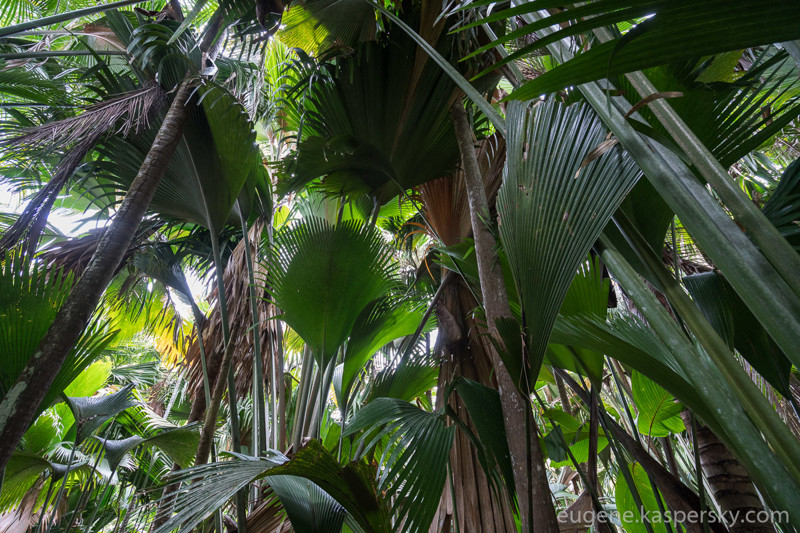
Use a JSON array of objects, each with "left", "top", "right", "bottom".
[
  {"left": 91, "top": 82, "right": 267, "bottom": 234},
  {"left": 147, "top": 442, "right": 392, "bottom": 533},
  {"left": 460, "top": 0, "right": 800, "bottom": 100},
  {"left": 684, "top": 271, "right": 793, "bottom": 398},
  {"left": 94, "top": 424, "right": 201, "bottom": 471},
  {"left": 265, "top": 217, "right": 396, "bottom": 369},
  {"left": 344, "top": 397, "right": 455, "bottom": 533},
  {"left": 335, "top": 298, "right": 432, "bottom": 417},
  {"left": 0, "top": 451, "right": 93, "bottom": 514},
  {"left": 63, "top": 384, "right": 136, "bottom": 445},
  {"left": 0, "top": 254, "right": 117, "bottom": 418},
  {"left": 497, "top": 100, "right": 641, "bottom": 385},
  {"left": 279, "top": 29, "right": 461, "bottom": 206},
  {"left": 605, "top": 51, "right": 800, "bottom": 271}
]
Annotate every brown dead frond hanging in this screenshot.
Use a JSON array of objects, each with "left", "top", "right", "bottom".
[{"left": 0, "top": 82, "right": 166, "bottom": 153}]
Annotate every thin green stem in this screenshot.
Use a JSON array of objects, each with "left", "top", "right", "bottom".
[
  {"left": 209, "top": 232, "right": 247, "bottom": 532},
  {"left": 0, "top": 0, "right": 152, "bottom": 38}
]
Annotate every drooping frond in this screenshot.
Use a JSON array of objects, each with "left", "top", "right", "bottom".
[{"left": 0, "top": 82, "right": 166, "bottom": 153}]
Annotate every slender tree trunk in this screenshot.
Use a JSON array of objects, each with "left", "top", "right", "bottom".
[
  {"left": 195, "top": 340, "right": 236, "bottom": 465},
  {"left": 451, "top": 101, "right": 558, "bottom": 532},
  {"left": 0, "top": 80, "right": 193, "bottom": 478},
  {"left": 682, "top": 413, "right": 775, "bottom": 533}
]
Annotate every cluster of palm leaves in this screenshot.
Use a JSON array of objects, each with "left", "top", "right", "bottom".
[{"left": 1, "top": 0, "right": 800, "bottom": 532}]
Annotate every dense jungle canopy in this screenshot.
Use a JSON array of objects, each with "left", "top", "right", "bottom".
[{"left": 1, "top": 0, "right": 800, "bottom": 531}]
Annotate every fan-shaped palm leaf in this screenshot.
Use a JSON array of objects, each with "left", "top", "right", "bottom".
[
  {"left": 266, "top": 218, "right": 396, "bottom": 367},
  {"left": 362, "top": 352, "right": 438, "bottom": 406},
  {"left": 278, "top": 0, "right": 376, "bottom": 55},
  {"left": 0, "top": 254, "right": 117, "bottom": 418},
  {"left": 497, "top": 100, "right": 641, "bottom": 384},
  {"left": 279, "top": 31, "right": 461, "bottom": 205},
  {"left": 336, "top": 298, "right": 432, "bottom": 413},
  {"left": 63, "top": 383, "right": 136, "bottom": 444},
  {"left": 345, "top": 398, "right": 454, "bottom": 533},
  {"left": 92, "top": 83, "right": 265, "bottom": 233},
  {"left": 267, "top": 475, "right": 346, "bottom": 533},
  {"left": 463, "top": 0, "right": 800, "bottom": 100}
]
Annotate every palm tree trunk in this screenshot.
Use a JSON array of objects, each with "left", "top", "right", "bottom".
[
  {"left": 682, "top": 414, "right": 775, "bottom": 533},
  {"left": 0, "top": 79, "right": 193, "bottom": 478},
  {"left": 432, "top": 281, "right": 517, "bottom": 532},
  {"left": 451, "top": 101, "right": 558, "bottom": 532}
]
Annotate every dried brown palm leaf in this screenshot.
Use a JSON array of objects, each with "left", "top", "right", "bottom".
[
  {"left": 419, "top": 134, "right": 505, "bottom": 247},
  {"left": 36, "top": 221, "right": 159, "bottom": 276},
  {"left": 1, "top": 82, "right": 166, "bottom": 153},
  {"left": 184, "top": 218, "right": 281, "bottom": 426},
  {"left": 0, "top": 132, "right": 100, "bottom": 256},
  {"left": 245, "top": 492, "right": 292, "bottom": 533},
  {"left": 0, "top": 83, "right": 167, "bottom": 255}
]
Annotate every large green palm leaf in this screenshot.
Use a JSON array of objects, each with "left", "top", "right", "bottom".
[
  {"left": 91, "top": 84, "right": 265, "bottom": 233},
  {"left": 497, "top": 100, "right": 641, "bottom": 382},
  {"left": 0, "top": 254, "right": 117, "bottom": 417},
  {"left": 266, "top": 218, "right": 396, "bottom": 367},
  {"left": 336, "top": 298, "right": 431, "bottom": 414},
  {"left": 279, "top": 32, "right": 461, "bottom": 205},
  {"left": 345, "top": 398, "right": 454, "bottom": 533},
  {"left": 462, "top": 0, "right": 800, "bottom": 100}
]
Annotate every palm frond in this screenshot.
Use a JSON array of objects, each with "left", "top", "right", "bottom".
[
  {"left": 464, "top": 0, "right": 800, "bottom": 99},
  {"left": 0, "top": 82, "right": 166, "bottom": 153},
  {"left": 684, "top": 270, "right": 792, "bottom": 396},
  {"left": 279, "top": 31, "right": 461, "bottom": 205},
  {"left": 279, "top": 0, "right": 375, "bottom": 55},
  {"left": 266, "top": 217, "right": 396, "bottom": 367},
  {"left": 150, "top": 453, "right": 285, "bottom": 533},
  {"left": 345, "top": 398, "right": 455, "bottom": 533},
  {"left": 497, "top": 100, "right": 641, "bottom": 384},
  {"left": 338, "top": 298, "right": 432, "bottom": 412},
  {"left": 0, "top": 253, "right": 118, "bottom": 417},
  {"left": 63, "top": 383, "right": 136, "bottom": 444},
  {"left": 762, "top": 158, "right": 800, "bottom": 251},
  {"left": 267, "top": 475, "right": 346, "bottom": 533}
]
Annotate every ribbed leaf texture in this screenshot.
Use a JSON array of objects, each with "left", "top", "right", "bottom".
[
  {"left": 546, "top": 255, "right": 608, "bottom": 382},
  {"left": 0, "top": 254, "right": 117, "bottom": 418},
  {"left": 64, "top": 383, "right": 136, "bottom": 444},
  {"left": 683, "top": 271, "right": 792, "bottom": 396},
  {"left": 345, "top": 398, "right": 455, "bottom": 533},
  {"left": 551, "top": 314, "right": 711, "bottom": 423},
  {"left": 151, "top": 453, "right": 286, "bottom": 533},
  {"left": 91, "top": 84, "right": 266, "bottom": 233},
  {"left": 94, "top": 436, "right": 144, "bottom": 472},
  {"left": 465, "top": 0, "right": 800, "bottom": 99},
  {"left": 631, "top": 371, "right": 684, "bottom": 438},
  {"left": 497, "top": 100, "right": 641, "bottom": 382},
  {"left": 279, "top": 31, "right": 460, "bottom": 204},
  {"left": 763, "top": 158, "right": 800, "bottom": 251},
  {"left": 266, "top": 218, "right": 396, "bottom": 366},
  {"left": 267, "top": 475, "right": 346, "bottom": 533},
  {"left": 338, "top": 298, "right": 432, "bottom": 411},
  {"left": 278, "top": 0, "right": 376, "bottom": 55}
]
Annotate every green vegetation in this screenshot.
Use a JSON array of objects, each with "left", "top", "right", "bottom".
[{"left": 1, "top": 1, "right": 799, "bottom": 531}]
